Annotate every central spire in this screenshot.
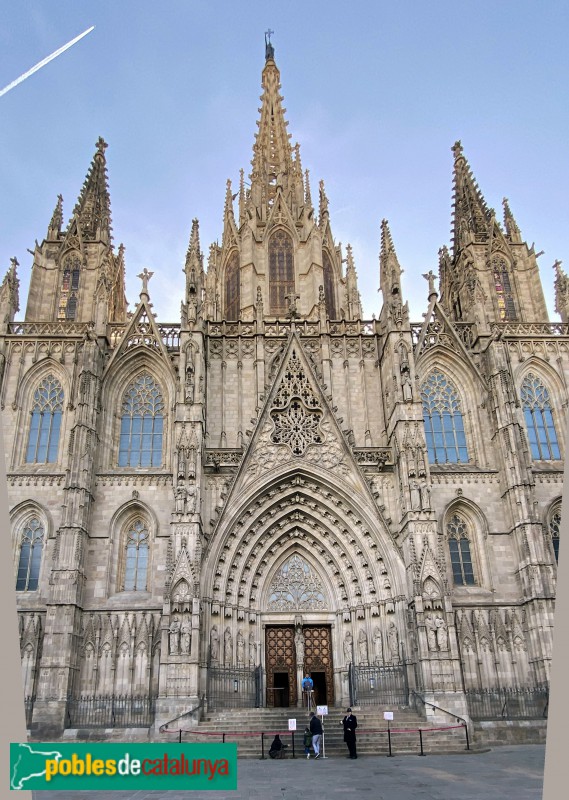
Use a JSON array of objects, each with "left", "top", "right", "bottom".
[{"left": 250, "top": 35, "right": 294, "bottom": 206}]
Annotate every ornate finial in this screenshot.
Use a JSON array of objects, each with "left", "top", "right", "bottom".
[
  {"left": 422, "top": 270, "right": 438, "bottom": 297},
  {"left": 137, "top": 268, "right": 154, "bottom": 296},
  {"left": 554, "top": 259, "right": 563, "bottom": 275},
  {"left": 319, "top": 179, "right": 329, "bottom": 221},
  {"left": 264, "top": 29, "right": 275, "bottom": 60},
  {"left": 304, "top": 169, "right": 312, "bottom": 207},
  {"left": 10, "top": 256, "right": 19, "bottom": 271},
  {"left": 284, "top": 290, "right": 300, "bottom": 319},
  {"left": 96, "top": 136, "right": 108, "bottom": 155},
  {"left": 452, "top": 140, "right": 463, "bottom": 159}
]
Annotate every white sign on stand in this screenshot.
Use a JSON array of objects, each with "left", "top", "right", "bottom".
[
  {"left": 384, "top": 711, "right": 394, "bottom": 721},
  {"left": 288, "top": 719, "right": 297, "bottom": 731},
  {"left": 316, "top": 705, "right": 329, "bottom": 716}
]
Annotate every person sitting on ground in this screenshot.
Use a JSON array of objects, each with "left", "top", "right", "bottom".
[{"left": 269, "top": 734, "right": 286, "bottom": 759}]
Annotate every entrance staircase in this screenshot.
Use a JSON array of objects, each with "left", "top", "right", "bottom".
[{"left": 171, "top": 705, "right": 471, "bottom": 758}]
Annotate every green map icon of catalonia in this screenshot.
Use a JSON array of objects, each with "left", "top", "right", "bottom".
[{"left": 10, "top": 743, "right": 63, "bottom": 790}]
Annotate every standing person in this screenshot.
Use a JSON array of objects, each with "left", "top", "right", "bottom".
[
  {"left": 342, "top": 707, "right": 358, "bottom": 759},
  {"left": 302, "top": 673, "right": 314, "bottom": 710},
  {"left": 303, "top": 726, "right": 313, "bottom": 759},
  {"left": 309, "top": 711, "right": 323, "bottom": 759}
]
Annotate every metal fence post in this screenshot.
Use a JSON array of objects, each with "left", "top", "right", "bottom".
[
  {"left": 387, "top": 725, "right": 393, "bottom": 757},
  {"left": 260, "top": 732, "right": 265, "bottom": 760},
  {"left": 418, "top": 729, "right": 425, "bottom": 756},
  {"left": 291, "top": 731, "right": 295, "bottom": 758}
]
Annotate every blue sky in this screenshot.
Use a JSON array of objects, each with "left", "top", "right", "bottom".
[{"left": 1, "top": 0, "right": 568, "bottom": 321}]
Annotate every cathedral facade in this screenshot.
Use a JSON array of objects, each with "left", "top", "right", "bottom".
[{"left": 1, "top": 42, "right": 565, "bottom": 737}]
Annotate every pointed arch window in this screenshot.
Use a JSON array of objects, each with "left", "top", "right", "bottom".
[
  {"left": 25, "top": 374, "right": 64, "bottom": 463},
  {"left": 268, "top": 553, "right": 327, "bottom": 611},
  {"left": 58, "top": 253, "right": 81, "bottom": 320},
  {"left": 521, "top": 373, "right": 560, "bottom": 460},
  {"left": 225, "top": 251, "right": 240, "bottom": 320},
  {"left": 269, "top": 230, "right": 294, "bottom": 315},
  {"left": 123, "top": 519, "right": 149, "bottom": 591},
  {"left": 118, "top": 373, "right": 164, "bottom": 467},
  {"left": 447, "top": 513, "right": 476, "bottom": 586},
  {"left": 492, "top": 256, "right": 516, "bottom": 321},
  {"left": 16, "top": 518, "right": 45, "bottom": 591},
  {"left": 322, "top": 250, "right": 337, "bottom": 319},
  {"left": 548, "top": 505, "right": 561, "bottom": 564},
  {"left": 421, "top": 371, "right": 469, "bottom": 464}
]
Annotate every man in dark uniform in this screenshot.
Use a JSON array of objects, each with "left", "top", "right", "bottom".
[{"left": 342, "top": 707, "right": 358, "bottom": 759}]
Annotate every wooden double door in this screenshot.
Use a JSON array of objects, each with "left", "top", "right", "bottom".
[{"left": 265, "top": 625, "right": 334, "bottom": 707}]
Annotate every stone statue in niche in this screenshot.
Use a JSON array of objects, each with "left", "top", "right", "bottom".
[
  {"left": 425, "top": 613, "right": 438, "bottom": 651},
  {"left": 224, "top": 627, "right": 233, "bottom": 665},
  {"left": 388, "top": 622, "right": 400, "bottom": 662},
  {"left": 210, "top": 625, "right": 219, "bottom": 661},
  {"left": 409, "top": 480, "right": 421, "bottom": 510},
  {"left": 416, "top": 447, "right": 426, "bottom": 477},
  {"left": 419, "top": 481, "right": 431, "bottom": 510},
  {"left": 406, "top": 445, "right": 417, "bottom": 477},
  {"left": 358, "top": 629, "right": 368, "bottom": 664},
  {"left": 343, "top": 631, "right": 353, "bottom": 665},
  {"left": 373, "top": 627, "right": 383, "bottom": 664},
  {"left": 295, "top": 628, "right": 304, "bottom": 664},
  {"left": 249, "top": 633, "right": 257, "bottom": 666},
  {"left": 435, "top": 614, "right": 449, "bottom": 651},
  {"left": 169, "top": 617, "right": 181, "bottom": 655},
  {"left": 180, "top": 617, "right": 191, "bottom": 655},
  {"left": 237, "top": 630, "right": 245, "bottom": 665},
  {"left": 186, "top": 483, "right": 197, "bottom": 514},
  {"left": 402, "top": 372, "right": 413, "bottom": 402},
  {"left": 177, "top": 447, "right": 187, "bottom": 481},
  {"left": 174, "top": 484, "right": 187, "bottom": 515},
  {"left": 185, "top": 364, "right": 195, "bottom": 403}
]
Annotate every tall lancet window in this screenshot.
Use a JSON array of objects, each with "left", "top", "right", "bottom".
[
  {"left": 446, "top": 513, "right": 476, "bottom": 586},
  {"left": 421, "top": 370, "right": 469, "bottom": 464},
  {"left": 269, "top": 230, "right": 294, "bottom": 316},
  {"left": 26, "top": 374, "right": 64, "bottom": 463},
  {"left": 16, "top": 518, "right": 45, "bottom": 591},
  {"left": 548, "top": 505, "right": 561, "bottom": 564},
  {"left": 225, "top": 251, "right": 240, "bottom": 320},
  {"left": 322, "top": 251, "right": 337, "bottom": 319},
  {"left": 492, "top": 256, "right": 516, "bottom": 321},
  {"left": 521, "top": 373, "right": 560, "bottom": 460},
  {"left": 118, "top": 373, "right": 164, "bottom": 467},
  {"left": 58, "top": 253, "right": 81, "bottom": 320},
  {"left": 123, "top": 518, "right": 149, "bottom": 591}
]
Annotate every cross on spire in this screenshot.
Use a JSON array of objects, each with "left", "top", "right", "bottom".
[{"left": 265, "top": 29, "right": 275, "bottom": 60}]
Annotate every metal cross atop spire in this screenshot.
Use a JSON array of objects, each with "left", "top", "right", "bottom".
[{"left": 265, "top": 29, "right": 275, "bottom": 60}]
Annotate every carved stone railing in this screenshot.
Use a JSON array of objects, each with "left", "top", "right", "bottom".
[
  {"left": 107, "top": 323, "right": 180, "bottom": 349},
  {"left": 204, "top": 319, "right": 379, "bottom": 337},
  {"left": 353, "top": 448, "right": 393, "bottom": 468},
  {"left": 204, "top": 449, "right": 244, "bottom": 468},
  {"left": 491, "top": 322, "right": 569, "bottom": 337},
  {"left": 7, "top": 321, "right": 91, "bottom": 336}
]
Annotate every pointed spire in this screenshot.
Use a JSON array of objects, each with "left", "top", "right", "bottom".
[
  {"left": 304, "top": 169, "right": 312, "bottom": 208},
  {"left": 186, "top": 218, "right": 201, "bottom": 266},
  {"left": 238, "top": 168, "right": 246, "bottom": 227},
  {"left": 451, "top": 140, "right": 491, "bottom": 256},
  {"left": 185, "top": 218, "right": 203, "bottom": 305},
  {"left": 47, "top": 194, "right": 63, "bottom": 238},
  {"left": 502, "top": 197, "right": 522, "bottom": 243},
  {"left": 250, "top": 44, "right": 293, "bottom": 204},
  {"left": 0, "top": 256, "right": 20, "bottom": 327},
  {"left": 319, "top": 179, "right": 329, "bottom": 225},
  {"left": 345, "top": 244, "right": 363, "bottom": 320},
  {"left": 224, "top": 178, "right": 235, "bottom": 219},
  {"left": 70, "top": 137, "right": 112, "bottom": 244},
  {"left": 379, "top": 219, "right": 403, "bottom": 299},
  {"left": 554, "top": 260, "right": 569, "bottom": 323}
]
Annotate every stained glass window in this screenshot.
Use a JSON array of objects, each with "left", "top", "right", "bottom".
[
  {"left": 447, "top": 513, "right": 476, "bottom": 586},
  {"left": 268, "top": 554, "right": 327, "bottom": 611},
  {"left": 58, "top": 254, "right": 81, "bottom": 320},
  {"left": 421, "top": 371, "right": 469, "bottom": 464},
  {"left": 322, "top": 250, "right": 337, "bottom": 319},
  {"left": 225, "top": 251, "right": 240, "bottom": 320},
  {"left": 521, "top": 374, "right": 560, "bottom": 460},
  {"left": 16, "top": 518, "right": 44, "bottom": 591},
  {"left": 118, "top": 373, "right": 164, "bottom": 467},
  {"left": 123, "top": 519, "right": 149, "bottom": 591},
  {"left": 25, "top": 374, "right": 64, "bottom": 463},
  {"left": 269, "top": 230, "right": 294, "bottom": 315},
  {"left": 548, "top": 506, "right": 561, "bottom": 564},
  {"left": 493, "top": 257, "right": 516, "bottom": 321}
]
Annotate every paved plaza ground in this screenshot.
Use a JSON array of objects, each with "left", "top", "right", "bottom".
[{"left": 33, "top": 743, "right": 545, "bottom": 800}]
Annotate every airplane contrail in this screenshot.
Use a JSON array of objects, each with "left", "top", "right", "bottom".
[{"left": 0, "top": 26, "right": 95, "bottom": 98}]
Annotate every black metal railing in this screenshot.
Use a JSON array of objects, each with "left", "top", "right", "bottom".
[
  {"left": 348, "top": 663, "right": 409, "bottom": 707},
  {"left": 207, "top": 665, "right": 263, "bottom": 710},
  {"left": 66, "top": 695, "right": 156, "bottom": 728},
  {"left": 465, "top": 687, "right": 549, "bottom": 720}
]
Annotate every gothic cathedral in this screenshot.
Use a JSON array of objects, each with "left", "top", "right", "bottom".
[{"left": 1, "top": 41, "right": 565, "bottom": 738}]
